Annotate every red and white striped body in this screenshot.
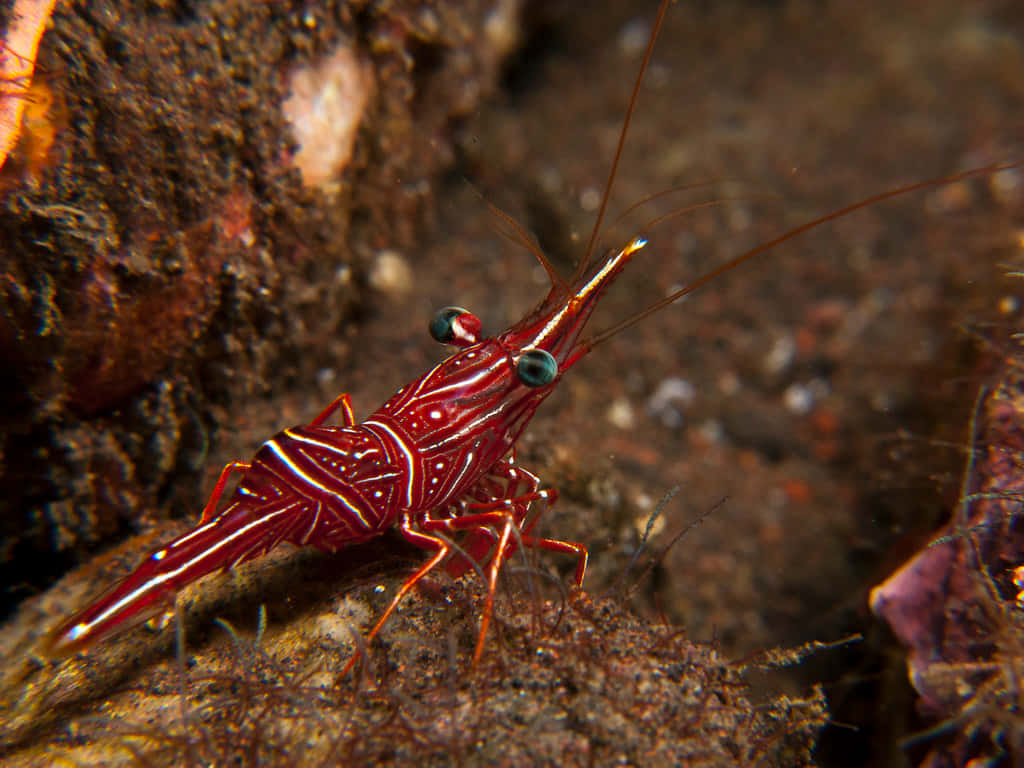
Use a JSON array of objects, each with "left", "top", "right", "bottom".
[{"left": 42, "top": 235, "right": 648, "bottom": 657}]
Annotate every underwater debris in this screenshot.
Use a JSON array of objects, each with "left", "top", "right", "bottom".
[
  {"left": 871, "top": 356, "right": 1024, "bottom": 765},
  {"left": 2, "top": 577, "right": 827, "bottom": 767}
]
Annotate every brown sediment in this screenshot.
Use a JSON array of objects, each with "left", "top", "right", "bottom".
[{"left": 0, "top": 569, "right": 827, "bottom": 767}]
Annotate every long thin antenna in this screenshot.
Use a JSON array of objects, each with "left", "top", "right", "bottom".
[
  {"left": 469, "top": 182, "right": 571, "bottom": 296},
  {"left": 588, "top": 162, "right": 1022, "bottom": 348},
  {"left": 598, "top": 178, "right": 731, "bottom": 245},
  {"left": 578, "top": 0, "right": 671, "bottom": 283}
]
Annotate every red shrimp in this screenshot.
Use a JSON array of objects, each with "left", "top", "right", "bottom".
[
  {"left": 39, "top": 225, "right": 641, "bottom": 667},
  {"left": 41, "top": 0, "right": 1018, "bottom": 672}
]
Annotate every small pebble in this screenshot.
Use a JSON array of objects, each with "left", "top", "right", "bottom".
[
  {"left": 647, "top": 377, "right": 696, "bottom": 428},
  {"left": 783, "top": 382, "right": 814, "bottom": 415},
  {"left": 369, "top": 249, "right": 413, "bottom": 295},
  {"left": 606, "top": 396, "right": 636, "bottom": 429},
  {"left": 718, "top": 372, "right": 741, "bottom": 396},
  {"left": 633, "top": 509, "right": 666, "bottom": 539},
  {"left": 579, "top": 186, "right": 602, "bottom": 212},
  {"left": 618, "top": 17, "right": 651, "bottom": 57},
  {"left": 991, "top": 167, "right": 1022, "bottom": 205},
  {"left": 485, "top": 3, "right": 520, "bottom": 57},
  {"left": 763, "top": 334, "right": 796, "bottom": 375}
]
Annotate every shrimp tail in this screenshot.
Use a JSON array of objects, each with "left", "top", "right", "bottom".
[{"left": 40, "top": 497, "right": 310, "bottom": 657}]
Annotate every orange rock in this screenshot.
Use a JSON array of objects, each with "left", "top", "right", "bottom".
[{"left": 0, "top": 0, "right": 59, "bottom": 170}]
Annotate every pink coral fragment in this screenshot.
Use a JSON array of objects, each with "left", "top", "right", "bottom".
[{"left": 282, "top": 44, "right": 374, "bottom": 192}]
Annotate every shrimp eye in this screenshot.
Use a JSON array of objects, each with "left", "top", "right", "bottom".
[
  {"left": 516, "top": 349, "right": 557, "bottom": 387},
  {"left": 429, "top": 306, "right": 481, "bottom": 347}
]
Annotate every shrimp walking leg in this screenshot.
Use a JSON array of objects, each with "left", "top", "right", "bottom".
[
  {"left": 198, "top": 461, "right": 251, "bottom": 525},
  {"left": 421, "top": 491, "right": 587, "bottom": 666},
  {"left": 310, "top": 392, "right": 355, "bottom": 427},
  {"left": 340, "top": 519, "right": 452, "bottom": 677}
]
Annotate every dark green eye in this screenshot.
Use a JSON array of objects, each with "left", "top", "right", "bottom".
[
  {"left": 429, "top": 307, "right": 463, "bottom": 343},
  {"left": 516, "top": 349, "right": 557, "bottom": 387},
  {"left": 429, "top": 306, "right": 481, "bottom": 347}
]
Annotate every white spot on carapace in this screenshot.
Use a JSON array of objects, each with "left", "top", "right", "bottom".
[
  {"left": 283, "top": 44, "right": 374, "bottom": 192},
  {"left": 374, "top": 490, "right": 383, "bottom": 498},
  {"left": 435, "top": 462, "right": 444, "bottom": 470},
  {"left": 152, "top": 549, "right": 167, "bottom": 561},
  {"left": 429, "top": 409, "right": 442, "bottom": 420}
]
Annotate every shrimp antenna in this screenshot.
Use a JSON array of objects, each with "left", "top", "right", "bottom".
[
  {"left": 470, "top": 183, "right": 570, "bottom": 296},
  {"left": 589, "top": 162, "right": 1023, "bottom": 348},
  {"left": 577, "top": 0, "right": 671, "bottom": 284},
  {"left": 597, "top": 179, "right": 728, "bottom": 245}
]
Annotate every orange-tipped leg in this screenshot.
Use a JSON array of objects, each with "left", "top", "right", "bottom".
[
  {"left": 475, "top": 517, "right": 514, "bottom": 666},
  {"left": 446, "top": 488, "right": 556, "bottom": 577},
  {"left": 517, "top": 535, "right": 589, "bottom": 589},
  {"left": 198, "top": 461, "right": 251, "bottom": 524},
  {"left": 341, "top": 492, "right": 589, "bottom": 676},
  {"left": 340, "top": 519, "right": 449, "bottom": 678},
  {"left": 420, "top": 498, "right": 588, "bottom": 667},
  {"left": 311, "top": 393, "right": 355, "bottom": 427},
  {"left": 461, "top": 522, "right": 589, "bottom": 665}
]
